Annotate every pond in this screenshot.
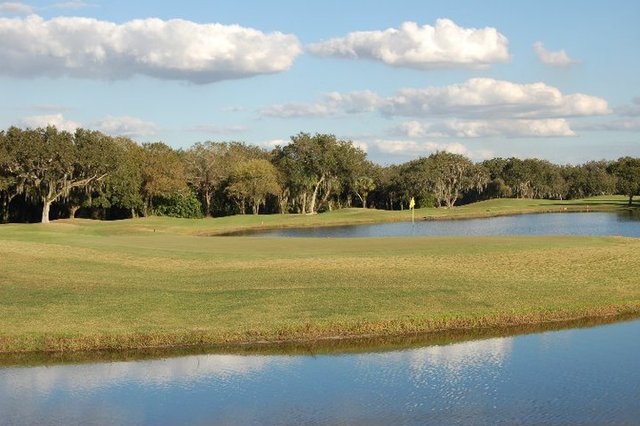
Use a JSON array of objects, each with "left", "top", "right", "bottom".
[
  {"left": 1, "top": 318, "right": 639, "bottom": 425},
  {"left": 231, "top": 211, "right": 640, "bottom": 238}
]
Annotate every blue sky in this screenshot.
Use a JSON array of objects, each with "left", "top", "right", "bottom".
[{"left": 1, "top": 0, "right": 639, "bottom": 164}]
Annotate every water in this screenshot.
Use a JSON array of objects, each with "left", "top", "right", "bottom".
[
  {"left": 233, "top": 212, "right": 640, "bottom": 238},
  {"left": 1, "top": 319, "right": 639, "bottom": 425}
]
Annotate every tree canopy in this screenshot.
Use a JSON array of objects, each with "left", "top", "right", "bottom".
[{"left": 1, "top": 125, "right": 639, "bottom": 223}]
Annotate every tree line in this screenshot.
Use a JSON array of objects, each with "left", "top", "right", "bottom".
[{"left": 1, "top": 126, "right": 639, "bottom": 223}]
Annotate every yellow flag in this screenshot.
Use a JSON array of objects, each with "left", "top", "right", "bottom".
[{"left": 409, "top": 197, "right": 415, "bottom": 210}]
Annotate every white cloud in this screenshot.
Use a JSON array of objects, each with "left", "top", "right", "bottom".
[
  {"left": 0, "top": 15, "right": 302, "bottom": 83},
  {"left": 375, "top": 139, "right": 468, "bottom": 155},
  {"left": 573, "top": 118, "right": 640, "bottom": 132},
  {"left": 262, "top": 102, "right": 333, "bottom": 118},
  {"left": 0, "top": 1, "right": 32, "bottom": 14},
  {"left": 384, "top": 78, "right": 608, "bottom": 118},
  {"left": 393, "top": 118, "right": 576, "bottom": 138},
  {"left": 373, "top": 139, "right": 493, "bottom": 160},
  {"left": 15, "top": 113, "right": 158, "bottom": 137},
  {"left": 261, "top": 138, "right": 289, "bottom": 148},
  {"left": 351, "top": 140, "right": 369, "bottom": 152},
  {"left": 615, "top": 97, "right": 640, "bottom": 117},
  {"left": 533, "top": 41, "right": 579, "bottom": 68},
  {"left": 323, "top": 90, "right": 384, "bottom": 113},
  {"left": 52, "top": 1, "right": 95, "bottom": 9},
  {"left": 18, "top": 113, "right": 80, "bottom": 132},
  {"left": 264, "top": 78, "right": 610, "bottom": 120},
  {"left": 187, "top": 124, "right": 248, "bottom": 134},
  {"left": 263, "top": 90, "right": 383, "bottom": 118},
  {"left": 93, "top": 115, "right": 159, "bottom": 137},
  {"left": 307, "top": 18, "right": 510, "bottom": 69}
]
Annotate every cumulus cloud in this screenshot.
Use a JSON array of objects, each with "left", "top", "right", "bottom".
[
  {"left": 18, "top": 113, "right": 80, "bottom": 132},
  {"left": 573, "top": 118, "right": 640, "bottom": 132},
  {"left": 0, "top": 15, "right": 302, "bottom": 83},
  {"left": 262, "top": 102, "right": 333, "bottom": 118},
  {"left": 260, "top": 138, "right": 289, "bottom": 148},
  {"left": 573, "top": 98, "right": 640, "bottom": 132},
  {"left": 264, "top": 78, "right": 610, "bottom": 121},
  {"left": 351, "top": 140, "right": 369, "bottom": 152},
  {"left": 93, "top": 115, "right": 158, "bottom": 137},
  {"left": 373, "top": 139, "right": 493, "bottom": 160},
  {"left": 383, "top": 78, "right": 608, "bottom": 118},
  {"left": 0, "top": 2, "right": 32, "bottom": 14},
  {"left": 393, "top": 118, "right": 576, "bottom": 138},
  {"left": 16, "top": 113, "right": 159, "bottom": 137},
  {"left": 307, "top": 18, "right": 510, "bottom": 69},
  {"left": 262, "top": 90, "right": 382, "bottom": 118},
  {"left": 533, "top": 41, "right": 579, "bottom": 68}
]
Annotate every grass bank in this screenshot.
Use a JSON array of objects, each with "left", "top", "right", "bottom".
[{"left": 0, "top": 196, "right": 639, "bottom": 353}]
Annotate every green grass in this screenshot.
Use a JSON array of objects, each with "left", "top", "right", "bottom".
[{"left": 0, "top": 196, "right": 639, "bottom": 353}]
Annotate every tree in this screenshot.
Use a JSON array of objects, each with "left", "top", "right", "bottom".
[
  {"left": 610, "top": 157, "right": 640, "bottom": 206},
  {"left": 428, "top": 152, "right": 475, "bottom": 208},
  {"left": 92, "top": 137, "right": 144, "bottom": 218},
  {"left": 139, "top": 142, "right": 186, "bottom": 216},
  {"left": 272, "top": 143, "right": 315, "bottom": 214},
  {"left": 395, "top": 158, "right": 436, "bottom": 208},
  {"left": 64, "top": 129, "right": 122, "bottom": 218},
  {"left": 152, "top": 189, "right": 203, "bottom": 218},
  {"left": 4, "top": 126, "right": 115, "bottom": 223},
  {"left": 565, "top": 161, "right": 616, "bottom": 199},
  {"left": 183, "top": 142, "right": 227, "bottom": 217},
  {"left": 0, "top": 129, "right": 24, "bottom": 223},
  {"left": 227, "top": 159, "right": 281, "bottom": 214},
  {"left": 277, "top": 133, "right": 363, "bottom": 214},
  {"left": 354, "top": 176, "right": 376, "bottom": 208},
  {"left": 502, "top": 158, "right": 534, "bottom": 198}
]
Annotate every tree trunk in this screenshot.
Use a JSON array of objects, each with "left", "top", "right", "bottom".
[
  {"left": 204, "top": 190, "right": 212, "bottom": 217},
  {"left": 301, "top": 192, "right": 307, "bottom": 215},
  {"left": 41, "top": 200, "right": 52, "bottom": 224},
  {"left": 131, "top": 208, "right": 137, "bottom": 218},
  {"left": 629, "top": 195, "right": 634, "bottom": 206},
  {"left": 309, "top": 174, "right": 325, "bottom": 214},
  {"left": 1, "top": 193, "right": 10, "bottom": 223},
  {"left": 69, "top": 205, "right": 80, "bottom": 219},
  {"left": 252, "top": 204, "right": 259, "bottom": 215},
  {"left": 142, "top": 197, "right": 150, "bottom": 217}
]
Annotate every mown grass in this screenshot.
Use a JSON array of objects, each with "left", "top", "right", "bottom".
[{"left": 0, "top": 196, "right": 639, "bottom": 353}]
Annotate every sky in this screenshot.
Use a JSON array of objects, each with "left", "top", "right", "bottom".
[{"left": 0, "top": 0, "right": 639, "bottom": 165}]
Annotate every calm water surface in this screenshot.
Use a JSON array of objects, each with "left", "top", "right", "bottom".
[
  {"left": 2, "top": 319, "right": 640, "bottom": 425},
  {"left": 237, "top": 212, "right": 640, "bottom": 238}
]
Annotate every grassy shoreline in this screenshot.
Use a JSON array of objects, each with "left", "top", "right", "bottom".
[
  {"left": 1, "top": 196, "right": 639, "bottom": 355},
  {"left": 2, "top": 303, "right": 639, "bottom": 354}
]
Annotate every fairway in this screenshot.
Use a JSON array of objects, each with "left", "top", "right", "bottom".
[{"left": 1, "top": 197, "right": 639, "bottom": 353}]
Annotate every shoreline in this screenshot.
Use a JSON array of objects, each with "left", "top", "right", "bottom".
[
  {"left": 204, "top": 202, "right": 637, "bottom": 236},
  {"left": 2, "top": 302, "right": 639, "bottom": 358}
]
